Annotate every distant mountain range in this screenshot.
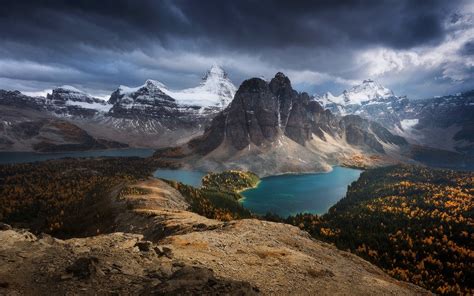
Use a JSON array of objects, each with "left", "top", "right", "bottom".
[
  {"left": 315, "top": 81, "right": 474, "bottom": 158},
  {"left": 0, "top": 66, "right": 472, "bottom": 171},
  {"left": 0, "top": 66, "right": 236, "bottom": 151}
]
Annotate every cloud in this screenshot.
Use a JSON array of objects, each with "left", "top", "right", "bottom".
[{"left": 0, "top": 0, "right": 472, "bottom": 99}]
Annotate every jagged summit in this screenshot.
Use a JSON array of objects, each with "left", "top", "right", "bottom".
[
  {"left": 203, "top": 65, "right": 227, "bottom": 80},
  {"left": 344, "top": 79, "right": 394, "bottom": 102},
  {"left": 314, "top": 80, "right": 402, "bottom": 123},
  {"left": 173, "top": 65, "right": 236, "bottom": 108},
  {"left": 320, "top": 79, "right": 395, "bottom": 107},
  {"left": 46, "top": 85, "right": 111, "bottom": 113}
]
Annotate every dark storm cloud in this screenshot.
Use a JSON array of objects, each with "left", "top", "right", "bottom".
[
  {"left": 0, "top": 0, "right": 471, "bottom": 98},
  {"left": 0, "top": 0, "right": 456, "bottom": 52},
  {"left": 461, "top": 41, "right": 474, "bottom": 56}
]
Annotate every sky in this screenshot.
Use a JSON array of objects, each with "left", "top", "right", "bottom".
[{"left": 0, "top": 0, "right": 473, "bottom": 99}]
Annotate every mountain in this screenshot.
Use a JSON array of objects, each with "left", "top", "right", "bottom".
[
  {"left": 0, "top": 117, "right": 126, "bottom": 152},
  {"left": 0, "top": 66, "right": 237, "bottom": 151},
  {"left": 109, "top": 65, "right": 236, "bottom": 118},
  {"left": 161, "top": 65, "right": 237, "bottom": 109},
  {"left": 318, "top": 79, "right": 395, "bottom": 107},
  {"left": 316, "top": 79, "right": 408, "bottom": 128},
  {"left": 46, "top": 85, "right": 112, "bottom": 116},
  {"left": 316, "top": 81, "right": 474, "bottom": 166},
  {"left": 156, "top": 73, "right": 409, "bottom": 176},
  {"left": 394, "top": 91, "right": 474, "bottom": 156}
]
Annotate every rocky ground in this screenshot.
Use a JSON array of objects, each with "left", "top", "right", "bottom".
[{"left": 0, "top": 179, "right": 430, "bottom": 295}]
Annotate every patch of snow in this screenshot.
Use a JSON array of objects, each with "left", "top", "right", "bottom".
[
  {"left": 66, "top": 100, "right": 112, "bottom": 112},
  {"left": 400, "top": 119, "right": 419, "bottom": 130},
  {"left": 22, "top": 89, "right": 52, "bottom": 97}
]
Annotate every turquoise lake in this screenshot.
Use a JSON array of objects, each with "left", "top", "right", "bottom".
[
  {"left": 241, "top": 167, "right": 362, "bottom": 217},
  {"left": 0, "top": 148, "right": 155, "bottom": 164},
  {"left": 153, "top": 166, "right": 362, "bottom": 217}
]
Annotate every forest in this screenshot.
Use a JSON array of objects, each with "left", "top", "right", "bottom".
[
  {"left": 163, "top": 177, "right": 253, "bottom": 221},
  {"left": 0, "top": 157, "right": 167, "bottom": 236},
  {"left": 267, "top": 165, "right": 473, "bottom": 295},
  {"left": 201, "top": 170, "right": 260, "bottom": 194}
]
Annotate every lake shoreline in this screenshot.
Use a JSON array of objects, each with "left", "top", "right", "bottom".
[{"left": 239, "top": 166, "right": 363, "bottom": 217}]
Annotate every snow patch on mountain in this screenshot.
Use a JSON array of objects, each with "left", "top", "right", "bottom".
[
  {"left": 47, "top": 85, "right": 112, "bottom": 113},
  {"left": 65, "top": 100, "right": 112, "bottom": 112},
  {"left": 400, "top": 119, "right": 418, "bottom": 130}
]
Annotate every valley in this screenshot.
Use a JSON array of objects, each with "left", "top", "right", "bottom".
[
  {"left": 0, "top": 155, "right": 471, "bottom": 294},
  {"left": 0, "top": 156, "right": 445, "bottom": 295}
]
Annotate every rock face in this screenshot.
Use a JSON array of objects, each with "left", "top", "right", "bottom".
[
  {"left": 0, "top": 90, "right": 46, "bottom": 111},
  {"left": 108, "top": 80, "right": 197, "bottom": 127},
  {"left": 185, "top": 73, "right": 407, "bottom": 174},
  {"left": 0, "top": 179, "right": 429, "bottom": 295},
  {"left": 397, "top": 91, "right": 474, "bottom": 156},
  {"left": 46, "top": 86, "right": 112, "bottom": 117}
]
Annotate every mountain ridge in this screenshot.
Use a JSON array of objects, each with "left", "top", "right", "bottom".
[{"left": 157, "top": 73, "right": 410, "bottom": 176}]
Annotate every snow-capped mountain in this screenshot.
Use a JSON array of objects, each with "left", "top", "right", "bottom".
[
  {"left": 315, "top": 80, "right": 474, "bottom": 164},
  {"left": 316, "top": 79, "right": 395, "bottom": 109},
  {"left": 315, "top": 80, "right": 407, "bottom": 128},
  {"left": 162, "top": 65, "right": 237, "bottom": 109},
  {"left": 110, "top": 65, "right": 236, "bottom": 114},
  {"left": 316, "top": 79, "right": 398, "bottom": 112},
  {"left": 4, "top": 65, "right": 237, "bottom": 120},
  {"left": 46, "top": 85, "right": 112, "bottom": 115},
  {"left": 0, "top": 66, "right": 238, "bottom": 150}
]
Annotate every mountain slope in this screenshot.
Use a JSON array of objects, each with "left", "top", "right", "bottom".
[
  {"left": 315, "top": 80, "right": 407, "bottom": 128},
  {"left": 161, "top": 65, "right": 237, "bottom": 109},
  {"left": 316, "top": 81, "right": 474, "bottom": 165},
  {"left": 394, "top": 91, "right": 474, "bottom": 156},
  {"left": 156, "top": 73, "right": 409, "bottom": 175}
]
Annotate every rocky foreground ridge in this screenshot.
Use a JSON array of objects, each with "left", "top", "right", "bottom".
[{"left": 0, "top": 178, "right": 429, "bottom": 295}]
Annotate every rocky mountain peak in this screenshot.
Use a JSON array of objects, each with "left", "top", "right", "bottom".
[
  {"left": 187, "top": 73, "right": 408, "bottom": 168},
  {"left": 144, "top": 79, "right": 167, "bottom": 90},
  {"left": 270, "top": 72, "right": 292, "bottom": 91},
  {"left": 203, "top": 65, "right": 227, "bottom": 80},
  {"left": 47, "top": 85, "right": 106, "bottom": 105},
  {"left": 345, "top": 79, "right": 394, "bottom": 102}
]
